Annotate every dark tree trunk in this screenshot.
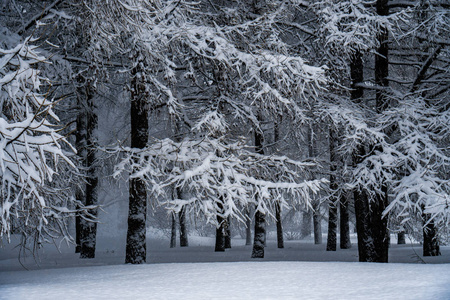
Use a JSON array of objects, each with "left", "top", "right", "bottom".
[
  {"left": 179, "top": 205, "right": 189, "bottom": 247},
  {"left": 397, "top": 231, "right": 406, "bottom": 245},
  {"left": 274, "top": 118, "right": 284, "bottom": 249},
  {"left": 74, "top": 101, "right": 85, "bottom": 254},
  {"left": 350, "top": 41, "right": 390, "bottom": 262},
  {"left": 251, "top": 122, "right": 266, "bottom": 258},
  {"left": 326, "top": 128, "right": 338, "bottom": 251},
  {"left": 307, "top": 124, "right": 322, "bottom": 244},
  {"left": 215, "top": 215, "right": 225, "bottom": 252},
  {"left": 125, "top": 59, "right": 149, "bottom": 264},
  {"left": 423, "top": 213, "right": 440, "bottom": 256},
  {"left": 326, "top": 204, "right": 337, "bottom": 251},
  {"left": 339, "top": 193, "right": 352, "bottom": 249},
  {"left": 350, "top": 51, "right": 372, "bottom": 262},
  {"left": 301, "top": 210, "right": 312, "bottom": 239},
  {"left": 170, "top": 212, "right": 176, "bottom": 248},
  {"left": 78, "top": 80, "right": 98, "bottom": 259},
  {"left": 276, "top": 202, "right": 284, "bottom": 248},
  {"left": 245, "top": 208, "right": 252, "bottom": 246},
  {"left": 251, "top": 210, "right": 265, "bottom": 258},
  {"left": 215, "top": 199, "right": 225, "bottom": 252},
  {"left": 225, "top": 216, "right": 231, "bottom": 249},
  {"left": 313, "top": 209, "right": 322, "bottom": 245}
]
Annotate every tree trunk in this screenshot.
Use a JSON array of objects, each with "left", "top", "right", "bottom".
[
  {"left": 215, "top": 216, "right": 225, "bottom": 252},
  {"left": 125, "top": 59, "right": 149, "bottom": 264},
  {"left": 179, "top": 205, "right": 189, "bottom": 247},
  {"left": 397, "top": 231, "right": 405, "bottom": 245},
  {"left": 276, "top": 202, "right": 284, "bottom": 248},
  {"left": 79, "top": 80, "right": 97, "bottom": 259},
  {"left": 251, "top": 122, "right": 266, "bottom": 258},
  {"left": 274, "top": 117, "right": 284, "bottom": 249},
  {"left": 307, "top": 123, "right": 322, "bottom": 244},
  {"left": 251, "top": 210, "right": 265, "bottom": 258},
  {"left": 313, "top": 209, "right": 322, "bottom": 245},
  {"left": 339, "top": 193, "right": 352, "bottom": 249},
  {"left": 326, "top": 127, "right": 338, "bottom": 251},
  {"left": 423, "top": 213, "right": 440, "bottom": 256},
  {"left": 170, "top": 212, "right": 176, "bottom": 248},
  {"left": 225, "top": 216, "right": 231, "bottom": 249},
  {"left": 245, "top": 208, "right": 252, "bottom": 246},
  {"left": 215, "top": 200, "right": 225, "bottom": 252},
  {"left": 301, "top": 210, "right": 312, "bottom": 239},
  {"left": 326, "top": 203, "right": 337, "bottom": 251},
  {"left": 74, "top": 98, "right": 85, "bottom": 254}
]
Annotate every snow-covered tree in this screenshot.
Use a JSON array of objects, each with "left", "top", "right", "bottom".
[{"left": 0, "top": 34, "right": 81, "bottom": 248}]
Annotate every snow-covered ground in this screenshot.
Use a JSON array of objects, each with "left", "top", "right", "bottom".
[
  {"left": 0, "top": 261, "right": 449, "bottom": 300},
  {"left": 1, "top": 233, "right": 449, "bottom": 299}
]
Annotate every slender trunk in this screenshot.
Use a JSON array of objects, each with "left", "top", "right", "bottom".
[
  {"left": 307, "top": 124, "right": 322, "bottom": 244},
  {"left": 339, "top": 193, "right": 352, "bottom": 249},
  {"left": 225, "top": 216, "right": 231, "bottom": 249},
  {"left": 276, "top": 202, "right": 284, "bottom": 248},
  {"left": 170, "top": 212, "right": 176, "bottom": 248},
  {"left": 351, "top": 50, "right": 371, "bottom": 262},
  {"left": 79, "top": 80, "right": 97, "bottom": 259},
  {"left": 327, "top": 127, "right": 338, "bottom": 251},
  {"left": 313, "top": 209, "right": 322, "bottom": 245},
  {"left": 251, "top": 210, "right": 265, "bottom": 258},
  {"left": 125, "top": 58, "right": 149, "bottom": 264},
  {"left": 326, "top": 204, "right": 337, "bottom": 251},
  {"left": 245, "top": 208, "right": 252, "bottom": 246},
  {"left": 74, "top": 103, "right": 85, "bottom": 254},
  {"left": 215, "top": 217, "right": 225, "bottom": 252},
  {"left": 367, "top": 0, "right": 390, "bottom": 262},
  {"left": 423, "top": 213, "right": 440, "bottom": 256},
  {"left": 215, "top": 200, "right": 225, "bottom": 252},
  {"left": 397, "top": 231, "right": 405, "bottom": 245},
  {"left": 274, "top": 117, "right": 284, "bottom": 249},
  {"left": 301, "top": 210, "right": 312, "bottom": 239},
  {"left": 251, "top": 122, "right": 266, "bottom": 258},
  {"left": 179, "top": 205, "right": 189, "bottom": 247}
]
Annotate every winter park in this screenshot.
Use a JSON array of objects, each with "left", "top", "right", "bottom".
[{"left": 1, "top": 0, "right": 450, "bottom": 299}]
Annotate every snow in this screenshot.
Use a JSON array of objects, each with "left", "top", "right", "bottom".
[
  {"left": 0, "top": 260, "right": 449, "bottom": 300},
  {"left": 1, "top": 234, "right": 449, "bottom": 299}
]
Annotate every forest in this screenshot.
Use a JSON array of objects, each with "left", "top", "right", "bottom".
[{"left": 0, "top": 0, "right": 449, "bottom": 270}]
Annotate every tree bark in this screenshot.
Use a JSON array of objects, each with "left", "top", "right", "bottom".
[
  {"left": 215, "top": 217, "right": 225, "bottom": 252},
  {"left": 225, "top": 216, "right": 231, "bottom": 249},
  {"left": 170, "top": 212, "right": 176, "bottom": 248},
  {"left": 350, "top": 50, "right": 374, "bottom": 262},
  {"left": 276, "top": 202, "right": 284, "bottom": 248},
  {"left": 274, "top": 118, "right": 284, "bottom": 249},
  {"left": 339, "top": 193, "right": 352, "bottom": 249},
  {"left": 125, "top": 59, "right": 149, "bottom": 264},
  {"left": 74, "top": 95, "right": 85, "bottom": 254},
  {"left": 78, "top": 79, "right": 98, "bottom": 259},
  {"left": 251, "top": 122, "right": 266, "bottom": 258},
  {"left": 215, "top": 200, "right": 225, "bottom": 252},
  {"left": 326, "top": 127, "right": 338, "bottom": 251},
  {"left": 245, "top": 208, "right": 252, "bottom": 246},
  {"left": 251, "top": 210, "right": 265, "bottom": 258},
  {"left": 313, "top": 209, "right": 322, "bottom": 245},
  {"left": 301, "top": 210, "right": 312, "bottom": 239},
  {"left": 307, "top": 124, "right": 322, "bottom": 244},
  {"left": 179, "top": 205, "right": 189, "bottom": 247},
  {"left": 397, "top": 231, "right": 406, "bottom": 245},
  {"left": 423, "top": 213, "right": 440, "bottom": 256}
]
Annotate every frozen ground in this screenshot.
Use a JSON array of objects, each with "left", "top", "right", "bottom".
[{"left": 0, "top": 233, "right": 449, "bottom": 299}]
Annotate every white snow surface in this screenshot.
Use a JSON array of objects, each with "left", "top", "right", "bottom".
[
  {"left": 1, "top": 234, "right": 450, "bottom": 300},
  {"left": 0, "top": 261, "right": 449, "bottom": 300}
]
